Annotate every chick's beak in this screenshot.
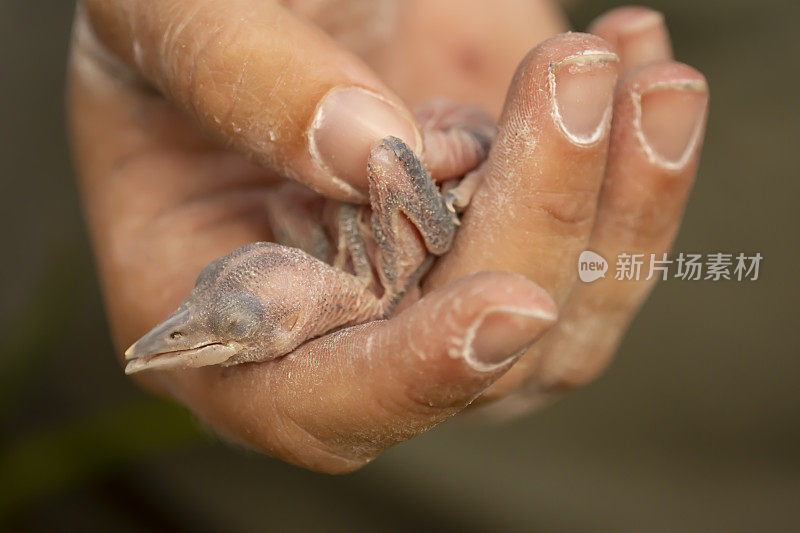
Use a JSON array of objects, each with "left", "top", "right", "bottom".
[{"left": 124, "top": 308, "right": 237, "bottom": 374}]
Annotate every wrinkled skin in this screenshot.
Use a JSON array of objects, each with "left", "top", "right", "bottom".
[{"left": 71, "top": 1, "right": 708, "bottom": 472}]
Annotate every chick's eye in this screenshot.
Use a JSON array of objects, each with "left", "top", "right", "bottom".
[{"left": 170, "top": 331, "right": 182, "bottom": 339}]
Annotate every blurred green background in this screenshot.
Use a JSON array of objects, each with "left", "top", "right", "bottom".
[{"left": 1, "top": 0, "right": 798, "bottom": 531}]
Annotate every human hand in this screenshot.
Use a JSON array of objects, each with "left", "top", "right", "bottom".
[{"left": 69, "top": 1, "right": 707, "bottom": 471}]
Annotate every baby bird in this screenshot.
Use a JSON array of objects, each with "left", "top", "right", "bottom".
[{"left": 124, "top": 101, "right": 494, "bottom": 374}]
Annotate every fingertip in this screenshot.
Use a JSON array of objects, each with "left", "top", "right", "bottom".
[
  {"left": 408, "top": 271, "right": 557, "bottom": 373},
  {"left": 589, "top": 7, "right": 673, "bottom": 73},
  {"left": 589, "top": 6, "right": 664, "bottom": 36},
  {"left": 512, "top": 32, "right": 617, "bottom": 85},
  {"left": 463, "top": 304, "right": 555, "bottom": 372},
  {"left": 501, "top": 32, "right": 619, "bottom": 146}
]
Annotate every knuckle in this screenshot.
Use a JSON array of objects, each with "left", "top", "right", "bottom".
[{"left": 532, "top": 188, "right": 599, "bottom": 230}]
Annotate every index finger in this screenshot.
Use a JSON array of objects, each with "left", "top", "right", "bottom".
[{"left": 81, "top": 0, "right": 422, "bottom": 201}]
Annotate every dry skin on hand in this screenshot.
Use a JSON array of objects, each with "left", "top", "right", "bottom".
[{"left": 124, "top": 98, "right": 496, "bottom": 374}]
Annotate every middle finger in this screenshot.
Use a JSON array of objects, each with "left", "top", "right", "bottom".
[{"left": 426, "top": 33, "right": 618, "bottom": 307}]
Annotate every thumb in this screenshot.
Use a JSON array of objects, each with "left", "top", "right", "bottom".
[
  {"left": 80, "top": 0, "right": 422, "bottom": 200},
  {"left": 272, "top": 271, "right": 557, "bottom": 471}
]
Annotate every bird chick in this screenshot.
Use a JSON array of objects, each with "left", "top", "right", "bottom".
[{"left": 125, "top": 100, "right": 494, "bottom": 374}]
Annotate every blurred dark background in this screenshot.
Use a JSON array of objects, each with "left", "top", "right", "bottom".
[{"left": 1, "top": 0, "right": 798, "bottom": 531}]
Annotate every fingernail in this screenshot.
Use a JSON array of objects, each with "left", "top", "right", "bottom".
[
  {"left": 617, "top": 11, "right": 672, "bottom": 72},
  {"left": 465, "top": 306, "right": 556, "bottom": 372},
  {"left": 552, "top": 52, "right": 618, "bottom": 144},
  {"left": 636, "top": 81, "right": 708, "bottom": 169},
  {"left": 309, "top": 86, "right": 423, "bottom": 190}
]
